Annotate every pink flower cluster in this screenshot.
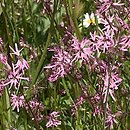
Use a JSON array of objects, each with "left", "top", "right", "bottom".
[
  {"left": 0, "top": 53, "right": 7, "bottom": 65},
  {"left": 91, "top": 93, "right": 117, "bottom": 129},
  {"left": 44, "top": 37, "right": 93, "bottom": 82},
  {"left": 72, "top": 96, "right": 85, "bottom": 115},
  {"left": 93, "top": 61, "right": 122, "bottom": 103},
  {"left": 46, "top": 111, "right": 61, "bottom": 128},
  {"left": 44, "top": 47, "right": 72, "bottom": 82},
  {"left": 0, "top": 38, "right": 30, "bottom": 104},
  {"left": 71, "top": 37, "right": 93, "bottom": 63},
  {"left": 105, "top": 108, "right": 118, "bottom": 130},
  {"left": 11, "top": 94, "right": 44, "bottom": 122},
  {"left": 26, "top": 98, "right": 43, "bottom": 122},
  {"left": 0, "top": 44, "right": 29, "bottom": 90},
  {"left": 11, "top": 94, "right": 25, "bottom": 112},
  {"left": 44, "top": 1, "right": 130, "bottom": 129}
]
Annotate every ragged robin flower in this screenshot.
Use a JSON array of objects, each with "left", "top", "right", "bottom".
[
  {"left": 46, "top": 111, "right": 61, "bottom": 128},
  {"left": 11, "top": 94, "right": 25, "bottom": 112}
]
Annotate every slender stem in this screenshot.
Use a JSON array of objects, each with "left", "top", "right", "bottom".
[
  {"left": 62, "top": 78, "right": 74, "bottom": 104},
  {"left": 22, "top": 0, "right": 28, "bottom": 42},
  {"left": 11, "top": 0, "right": 19, "bottom": 42},
  {"left": 1, "top": 2, "right": 13, "bottom": 67},
  {"left": 26, "top": 31, "right": 51, "bottom": 98},
  {"left": 103, "top": 63, "right": 112, "bottom": 130},
  {"left": 72, "top": 15, "right": 82, "bottom": 40},
  {"left": 63, "top": 0, "right": 70, "bottom": 25},
  {"left": 25, "top": 98, "right": 40, "bottom": 130},
  {"left": 24, "top": 114, "right": 28, "bottom": 130},
  {"left": 66, "top": 0, "right": 82, "bottom": 40},
  {"left": 27, "top": 0, "right": 37, "bottom": 46},
  {"left": 54, "top": 84, "right": 57, "bottom": 110},
  {"left": 1, "top": 88, "right": 11, "bottom": 130}
]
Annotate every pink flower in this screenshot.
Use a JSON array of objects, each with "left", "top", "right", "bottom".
[
  {"left": 105, "top": 114, "right": 117, "bottom": 130},
  {"left": 26, "top": 99, "right": 43, "bottom": 122},
  {"left": 105, "top": 108, "right": 118, "bottom": 130},
  {"left": 27, "top": 99, "right": 43, "bottom": 111},
  {"left": 9, "top": 43, "right": 23, "bottom": 57},
  {"left": 0, "top": 54, "right": 7, "bottom": 65},
  {"left": 119, "top": 35, "right": 130, "bottom": 51},
  {"left": 46, "top": 111, "right": 61, "bottom": 128},
  {"left": 89, "top": 31, "right": 115, "bottom": 53},
  {"left": 3, "top": 63, "right": 29, "bottom": 89},
  {"left": 93, "top": 61, "right": 122, "bottom": 103},
  {"left": 91, "top": 94, "right": 104, "bottom": 116},
  {"left": 97, "top": 33, "right": 114, "bottom": 53},
  {"left": 93, "top": 106, "right": 104, "bottom": 116},
  {"left": 102, "top": 15, "right": 118, "bottom": 33},
  {"left": 71, "top": 37, "right": 93, "bottom": 63},
  {"left": 103, "top": 65, "right": 122, "bottom": 103},
  {"left": 90, "top": 30, "right": 130, "bottom": 54},
  {"left": 97, "top": 0, "right": 124, "bottom": 14},
  {"left": 72, "top": 96, "right": 85, "bottom": 115},
  {"left": 89, "top": 32, "right": 101, "bottom": 52},
  {"left": 115, "top": 15, "right": 130, "bottom": 31},
  {"left": 11, "top": 94, "right": 25, "bottom": 112},
  {"left": 44, "top": 47, "right": 72, "bottom": 82},
  {"left": 15, "top": 58, "right": 29, "bottom": 73},
  {"left": 97, "top": 0, "right": 112, "bottom": 14},
  {"left": 0, "top": 84, "right": 4, "bottom": 96}
]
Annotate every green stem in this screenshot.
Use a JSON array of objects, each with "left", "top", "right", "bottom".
[
  {"left": 63, "top": 0, "right": 70, "bottom": 25},
  {"left": 1, "top": 2, "right": 13, "bottom": 67},
  {"left": 54, "top": 84, "right": 57, "bottom": 110},
  {"left": 22, "top": 0, "right": 28, "bottom": 42},
  {"left": 24, "top": 113, "right": 28, "bottom": 130},
  {"left": 11, "top": 1, "right": 19, "bottom": 42},
  {"left": 62, "top": 78, "right": 74, "bottom": 104},
  {"left": 72, "top": 15, "right": 82, "bottom": 40},
  {"left": 23, "top": 94, "right": 40, "bottom": 130},
  {"left": 67, "top": 0, "right": 73, "bottom": 15},
  {"left": 26, "top": 31, "right": 51, "bottom": 98},
  {"left": 1, "top": 88, "right": 11, "bottom": 130},
  {"left": 67, "top": 0, "right": 82, "bottom": 40},
  {"left": 27, "top": 0, "right": 37, "bottom": 45}
]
